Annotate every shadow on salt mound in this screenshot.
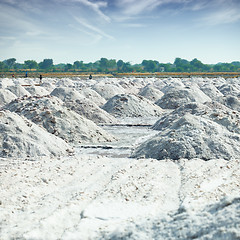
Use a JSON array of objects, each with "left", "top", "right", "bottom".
[
  {"left": 155, "top": 86, "right": 212, "bottom": 109},
  {"left": 138, "top": 84, "right": 164, "bottom": 102},
  {"left": 160, "top": 78, "right": 185, "bottom": 93},
  {"left": 132, "top": 113, "right": 240, "bottom": 160},
  {"left": 25, "top": 85, "right": 50, "bottom": 96},
  {"left": 56, "top": 78, "right": 75, "bottom": 87},
  {"left": 217, "top": 84, "right": 240, "bottom": 97},
  {"left": 92, "top": 83, "right": 125, "bottom": 100},
  {"left": 0, "top": 89, "right": 17, "bottom": 107},
  {"left": 200, "top": 83, "right": 224, "bottom": 100},
  {"left": 7, "top": 85, "right": 31, "bottom": 97},
  {"left": 104, "top": 196, "right": 240, "bottom": 240},
  {"left": 80, "top": 88, "right": 106, "bottom": 106},
  {"left": 5, "top": 96, "right": 115, "bottom": 144},
  {"left": 218, "top": 95, "right": 240, "bottom": 112},
  {"left": 51, "top": 87, "right": 117, "bottom": 124},
  {"left": 153, "top": 102, "right": 240, "bottom": 134},
  {"left": 40, "top": 81, "right": 55, "bottom": 92},
  {"left": 0, "top": 78, "right": 14, "bottom": 88},
  {"left": 0, "top": 110, "right": 72, "bottom": 158},
  {"left": 102, "top": 94, "right": 163, "bottom": 118},
  {"left": 118, "top": 78, "right": 146, "bottom": 94}
]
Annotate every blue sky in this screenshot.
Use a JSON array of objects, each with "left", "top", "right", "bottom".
[{"left": 0, "top": 0, "right": 240, "bottom": 64}]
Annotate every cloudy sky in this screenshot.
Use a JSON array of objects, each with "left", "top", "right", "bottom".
[{"left": 0, "top": 0, "right": 240, "bottom": 64}]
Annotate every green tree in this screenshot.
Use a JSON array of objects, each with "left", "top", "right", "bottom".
[
  {"left": 0, "top": 61, "right": 7, "bottom": 70},
  {"left": 4, "top": 58, "right": 16, "bottom": 69},
  {"left": 73, "top": 61, "right": 84, "bottom": 70},
  {"left": 108, "top": 59, "right": 117, "bottom": 71},
  {"left": 64, "top": 63, "right": 72, "bottom": 71},
  {"left": 39, "top": 59, "right": 53, "bottom": 70},
  {"left": 117, "top": 60, "right": 124, "bottom": 72},
  {"left": 174, "top": 58, "right": 191, "bottom": 72},
  {"left": 99, "top": 58, "right": 108, "bottom": 72},
  {"left": 142, "top": 60, "right": 158, "bottom": 72},
  {"left": 190, "top": 58, "right": 204, "bottom": 72},
  {"left": 122, "top": 62, "right": 132, "bottom": 72},
  {"left": 24, "top": 60, "right": 38, "bottom": 69}
]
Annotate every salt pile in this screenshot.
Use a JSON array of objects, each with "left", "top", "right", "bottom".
[
  {"left": 102, "top": 197, "right": 240, "bottom": 240},
  {"left": 0, "top": 89, "right": 17, "bottom": 107},
  {"left": 102, "top": 94, "right": 163, "bottom": 117},
  {"left": 0, "top": 78, "right": 14, "bottom": 88},
  {"left": 118, "top": 78, "right": 145, "bottom": 94},
  {"left": 218, "top": 95, "right": 240, "bottom": 112},
  {"left": 200, "top": 83, "right": 224, "bottom": 100},
  {"left": 25, "top": 85, "right": 50, "bottom": 96},
  {"left": 155, "top": 86, "right": 212, "bottom": 109},
  {"left": 138, "top": 84, "right": 164, "bottom": 102},
  {"left": 92, "top": 82, "right": 125, "bottom": 100},
  {"left": 51, "top": 87, "right": 117, "bottom": 124},
  {"left": 79, "top": 87, "right": 106, "bottom": 106},
  {"left": 132, "top": 113, "right": 240, "bottom": 160},
  {"left": 0, "top": 110, "right": 71, "bottom": 158},
  {"left": 5, "top": 95, "right": 114, "bottom": 144},
  {"left": 56, "top": 78, "right": 75, "bottom": 88},
  {"left": 217, "top": 83, "right": 240, "bottom": 97},
  {"left": 7, "top": 85, "right": 31, "bottom": 97},
  {"left": 152, "top": 102, "right": 240, "bottom": 134},
  {"left": 1, "top": 76, "right": 240, "bottom": 239}
]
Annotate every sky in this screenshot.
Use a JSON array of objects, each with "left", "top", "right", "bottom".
[{"left": 0, "top": 0, "right": 240, "bottom": 64}]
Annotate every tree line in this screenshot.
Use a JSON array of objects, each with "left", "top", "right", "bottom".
[{"left": 0, "top": 57, "right": 240, "bottom": 73}]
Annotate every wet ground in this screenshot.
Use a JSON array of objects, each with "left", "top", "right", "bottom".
[{"left": 76, "top": 117, "right": 159, "bottom": 158}]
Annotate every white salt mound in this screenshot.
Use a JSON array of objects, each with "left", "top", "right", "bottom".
[
  {"left": 5, "top": 95, "right": 114, "bottom": 144},
  {"left": 160, "top": 78, "right": 185, "bottom": 93},
  {"left": 56, "top": 78, "right": 75, "bottom": 88},
  {"left": 102, "top": 197, "right": 240, "bottom": 240},
  {"left": 7, "top": 85, "right": 31, "bottom": 97},
  {"left": 0, "top": 78, "right": 14, "bottom": 88},
  {"left": 138, "top": 84, "right": 164, "bottom": 102},
  {"left": 200, "top": 83, "right": 224, "bottom": 100},
  {"left": 50, "top": 87, "right": 84, "bottom": 102},
  {"left": 80, "top": 87, "right": 106, "bottom": 106},
  {"left": 0, "top": 110, "right": 71, "bottom": 158},
  {"left": 25, "top": 85, "right": 50, "bottom": 96},
  {"left": 217, "top": 83, "right": 240, "bottom": 97},
  {"left": 132, "top": 113, "right": 240, "bottom": 160},
  {"left": 102, "top": 94, "right": 163, "bottom": 117},
  {"left": 218, "top": 95, "right": 240, "bottom": 112},
  {"left": 0, "top": 89, "right": 17, "bottom": 107},
  {"left": 93, "top": 83, "right": 125, "bottom": 100},
  {"left": 155, "top": 86, "right": 212, "bottom": 109},
  {"left": 51, "top": 87, "right": 117, "bottom": 124},
  {"left": 153, "top": 102, "right": 240, "bottom": 134},
  {"left": 118, "top": 79, "right": 145, "bottom": 94}
]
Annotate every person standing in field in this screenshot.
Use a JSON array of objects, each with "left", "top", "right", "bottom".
[
  {"left": 25, "top": 71, "right": 28, "bottom": 78},
  {"left": 89, "top": 74, "right": 92, "bottom": 80},
  {"left": 39, "top": 74, "right": 43, "bottom": 84}
]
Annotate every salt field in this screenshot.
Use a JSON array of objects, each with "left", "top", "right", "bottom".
[{"left": 0, "top": 76, "right": 240, "bottom": 239}]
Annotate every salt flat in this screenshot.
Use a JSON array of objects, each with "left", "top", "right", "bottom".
[{"left": 0, "top": 76, "right": 240, "bottom": 239}]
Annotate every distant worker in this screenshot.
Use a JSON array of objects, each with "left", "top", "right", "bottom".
[
  {"left": 89, "top": 74, "right": 92, "bottom": 80},
  {"left": 25, "top": 71, "right": 28, "bottom": 78},
  {"left": 39, "top": 74, "right": 43, "bottom": 84},
  {"left": 12, "top": 74, "right": 14, "bottom": 78}
]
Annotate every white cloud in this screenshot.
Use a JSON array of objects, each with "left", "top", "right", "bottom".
[
  {"left": 57, "top": 0, "right": 111, "bottom": 22},
  {"left": 74, "top": 16, "right": 114, "bottom": 40},
  {"left": 69, "top": 23, "right": 103, "bottom": 45},
  {"left": 122, "top": 23, "right": 146, "bottom": 28},
  {"left": 203, "top": 8, "right": 240, "bottom": 25},
  {"left": 115, "top": 0, "right": 190, "bottom": 16}
]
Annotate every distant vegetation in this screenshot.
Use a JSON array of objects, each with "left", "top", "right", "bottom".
[{"left": 0, "top": 57, "right": 240, "bottom": 73}]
